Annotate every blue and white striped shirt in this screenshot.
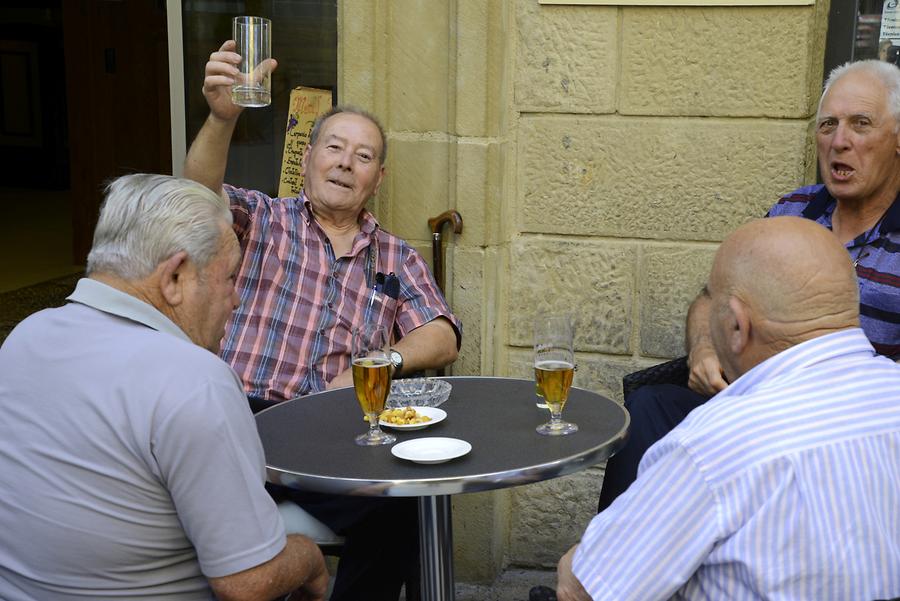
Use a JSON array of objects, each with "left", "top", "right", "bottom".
[{"left": 573, "top": 329, "right": 900, "bottom": 600}]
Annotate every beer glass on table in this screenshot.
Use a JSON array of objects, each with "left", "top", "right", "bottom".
[
  {"left": 533, "top": 314, "right": 577, "bottom": 436},
  {"left": 352, "top": 324, "right": 396, "bottom": 446}
]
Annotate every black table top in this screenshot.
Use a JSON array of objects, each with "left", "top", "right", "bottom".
[{"left": 256, "top": 376, "right": 630, "bottom": 497}]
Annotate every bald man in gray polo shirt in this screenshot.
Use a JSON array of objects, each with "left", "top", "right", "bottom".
[{"left": 0, "top": 174, "right": 327, "bottom": 601}]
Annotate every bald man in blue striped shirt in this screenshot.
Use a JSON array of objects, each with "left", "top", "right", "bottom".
[{"left": 557, "top": 216, "right": 900, "bottom": 600}]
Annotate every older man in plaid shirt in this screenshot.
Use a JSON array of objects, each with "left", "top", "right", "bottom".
[{"left": 184, "top": 41, "right": 461, "bottom": 601}]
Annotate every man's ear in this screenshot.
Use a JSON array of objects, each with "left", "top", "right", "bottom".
[
  {"left": 372, "top": 165, "right": 386, "bottom": 197},
  {"left": 728, "top": 296, "right": 751, "bottom": 355},
  {"left": 158, "top": 251, "right": 189, "bottom": 307},
  {"left": 300, "top": 143, "right": 311, "bottom": 176}
]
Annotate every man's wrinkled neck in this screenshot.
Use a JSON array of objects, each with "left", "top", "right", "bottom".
[
  {"left": 89, "top": 272, "right": 154, "bottom": 306},
  {"left": 313, "top": 207, "right": 363, "bottom": 234},
  {"left": 89, "top": 271, "right": 176, "bottom": 326},
  {"left": 833, "top": 182, "right": 900, "bottom": 242}
]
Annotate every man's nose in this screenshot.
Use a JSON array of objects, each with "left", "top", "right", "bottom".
[
  {"left": 336, "top": 148, "right": 354, "bottom": 169},
  {"left": 832, "top": 121, "right": 851, "bottom": 150},
  {"left": 231, "top": 287, "right": 240, "bottom": 310}
]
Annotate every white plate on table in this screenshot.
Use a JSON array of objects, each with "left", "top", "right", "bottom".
[
  {"left": 379, "top": 406, "right": 446, "bottom": 431},
  {"left": 391, "top": 437, "right": 471, "bottom": 464}
]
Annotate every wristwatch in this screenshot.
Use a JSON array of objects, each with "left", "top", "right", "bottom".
[{"left": 390, "top": 350, "right": 404, "bottom": 374}]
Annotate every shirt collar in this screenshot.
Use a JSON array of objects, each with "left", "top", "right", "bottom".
[
  {"left": 802, "top": 186, "right": 900, "bottom": 234},
  {"left": 66, "top": 278, "right": 192, "bottom": 343},
  {"left": 715, "top": 328, "right": 874, "bottom": 400},
  {"left": 882, "top": 192, "right": 900, "bottom": 233}
]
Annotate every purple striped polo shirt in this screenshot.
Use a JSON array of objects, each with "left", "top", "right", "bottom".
[
  {"left": 222, "top": 185, "right": 461, "bottom": 402},
  {"left": 767, "top": 184, "right": 900, "bottom": 358}
]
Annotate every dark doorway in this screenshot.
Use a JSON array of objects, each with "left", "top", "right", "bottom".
[
  {"left": 63, "top": 0, "right": 172, "bottom": 263},
  {"left": 0, "top": 1, "right": 171, "bottom": 290}
]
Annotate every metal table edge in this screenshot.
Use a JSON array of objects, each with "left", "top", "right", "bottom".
[{"left": 264, "top": 399, "right": 631, "bottom": 498}]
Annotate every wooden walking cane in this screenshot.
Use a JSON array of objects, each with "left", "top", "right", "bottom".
[{"left": 427, "top": 210, "right": 463, "bottom": 377}]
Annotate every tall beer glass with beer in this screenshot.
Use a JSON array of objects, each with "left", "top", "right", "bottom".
[
  {"left": 534, "top": 314, "right": 577, "bottom": 436},
  {"left": 352, "top": 324, "right": 396, "bottom": 446}
]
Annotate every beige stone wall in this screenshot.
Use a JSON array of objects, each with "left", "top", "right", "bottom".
[{"left": 339, "top": 0, "right": 830, "bottom": 583}]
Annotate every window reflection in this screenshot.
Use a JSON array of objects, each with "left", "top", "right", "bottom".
[
  {"left": 857, "top": 1, "right": 900, "bottom": 66},
  {"left": 182, "top": 1, "right": 337, "bottom": 195}
]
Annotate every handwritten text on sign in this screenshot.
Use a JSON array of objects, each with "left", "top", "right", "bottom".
[{"left": 278, "top": 87, "right": 333, "bottom": 198}]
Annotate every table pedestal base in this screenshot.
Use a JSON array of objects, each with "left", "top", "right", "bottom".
[{"left": 418, "top": 495, "right": 454, "bottom": 601}]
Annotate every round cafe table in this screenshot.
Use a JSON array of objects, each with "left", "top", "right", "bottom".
[{"left": 255, "top": 376, "right": 629, "bottom": 601}]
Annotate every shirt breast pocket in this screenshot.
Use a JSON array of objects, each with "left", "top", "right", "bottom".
[{"left": 363, "top": 291, "right": 399, "bottom": 336}]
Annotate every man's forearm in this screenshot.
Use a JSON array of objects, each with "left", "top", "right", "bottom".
[
  {"left": 209, "top": 534, "right": 327, "bottom": 601},
  {"left": 183, "top": 113, "right": 239, "bottom": 195},
  {"left": 393, "top": 318, "right": 459, "bottom": 375},
  {"left": 685, "top": 291, "right": 713, "bottom": 356},
  {"left": 684, "top": 288, "right": 729, "bottom": 394},
  {"left": 556, "top": 544, "right": 592, "bottom": 601}
]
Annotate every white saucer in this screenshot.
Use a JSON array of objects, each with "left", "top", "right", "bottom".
[
  {"left": 391, "top": 437, "right": 472, "bottom": 464},
  {"left": 380, "top": 407, "right": 446, "bottom": 431}
]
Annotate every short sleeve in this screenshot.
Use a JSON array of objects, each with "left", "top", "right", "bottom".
[
  {"left": 572, "top": 442, "right": 720, "bottom": 600},
  {"left": 764, "top": 184, "right": 824, "bottom": 219},
  {"left": 151, "top": 369, "right": 286, "bottom": 578},
  {"left": 394, "top": 245, "right": 462, "bottom": 348},
  {"left": 224, "top": 184, "right": 269, "bottom": 242}
]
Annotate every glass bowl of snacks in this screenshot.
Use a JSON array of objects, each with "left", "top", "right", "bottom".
[{"left": 386, "top": 378, "right": 452, "bottom": 408}]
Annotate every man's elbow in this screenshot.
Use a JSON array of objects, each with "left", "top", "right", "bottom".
[
  {"left": 437, "top": 321, "right": 460, "bottom": 366},
  {"left": 208, "top": 581, "right": 263, "bottom": 601},
  {"left": 443, "top": 341, "right": 459, "bottom": 367}
]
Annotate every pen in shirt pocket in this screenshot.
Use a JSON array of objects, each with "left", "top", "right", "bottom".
[{"left": 367, "top": 272, "right": 385, "bottom": 312}]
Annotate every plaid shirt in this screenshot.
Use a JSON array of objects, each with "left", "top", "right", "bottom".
[
  {"left": 767, "top": 184, "right": 900, "bottom": 358},
  {"left": 222, "top": 185, "right": 461, "bottom": 402}
]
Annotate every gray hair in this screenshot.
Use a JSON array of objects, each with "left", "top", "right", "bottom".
[
  {"left": 86, "top": 174, "right": 232, "bottom": 280},
  {"left": 818, "top": 59, "right": 900, "bottom": 131},
  {"left": 308, "top": 105, "right": 387, "bottom": 165}
]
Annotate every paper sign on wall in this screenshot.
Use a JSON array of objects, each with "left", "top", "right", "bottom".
[
  {"left": 278, "top": 87, "right": 333, "bottom": 198},
  {"left": 880, "top": 1, "right": 900, "bottom": 65}
]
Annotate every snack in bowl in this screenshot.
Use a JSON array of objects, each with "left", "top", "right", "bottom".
[
  {"left": 376, "top": 406, "right": 447, "bottom": 430},
  {"left": 380, "top": 407, "right": 432, "bottom": 425}
]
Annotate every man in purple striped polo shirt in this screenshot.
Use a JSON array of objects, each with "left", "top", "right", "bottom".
[
  {"left": 596, "top": 59, "right": 900, "bottom": 516},
  {"left": 184, "top": 41, "right": 461, "bottom": 601}
]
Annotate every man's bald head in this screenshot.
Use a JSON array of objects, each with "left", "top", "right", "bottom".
[{"left": 706, "top": 216, "right": 859, "bottom": 381}]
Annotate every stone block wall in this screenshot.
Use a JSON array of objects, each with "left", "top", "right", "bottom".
[{"left": 338, "top": 0, "right": 830, "bottom": 583}]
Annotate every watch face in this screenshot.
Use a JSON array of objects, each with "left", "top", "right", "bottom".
[{"left": 390, "top": 350, "right": 402, "bottom": 367}]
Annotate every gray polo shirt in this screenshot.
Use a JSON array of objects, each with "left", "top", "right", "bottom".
[{"left": 0, "top": 279, "right": 286, "bottom": 600}]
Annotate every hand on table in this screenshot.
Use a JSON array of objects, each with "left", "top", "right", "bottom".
[
  {"left": 556, "top": 544, "right": 592, "bottom": 601},
  {"left": 687, "top": 346, "right": 728, "bottom": 397}
]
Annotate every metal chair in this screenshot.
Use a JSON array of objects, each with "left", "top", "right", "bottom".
[
  {"left": 621, "top": 356, "right": 689, "bottom": 400},
  {"left": 276, "top": 501, "right": 345, "bottom": 555}
]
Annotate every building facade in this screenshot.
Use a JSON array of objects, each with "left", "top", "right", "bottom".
[{"left": 338, "top": 0, "right": 829, "bottom": 581}]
